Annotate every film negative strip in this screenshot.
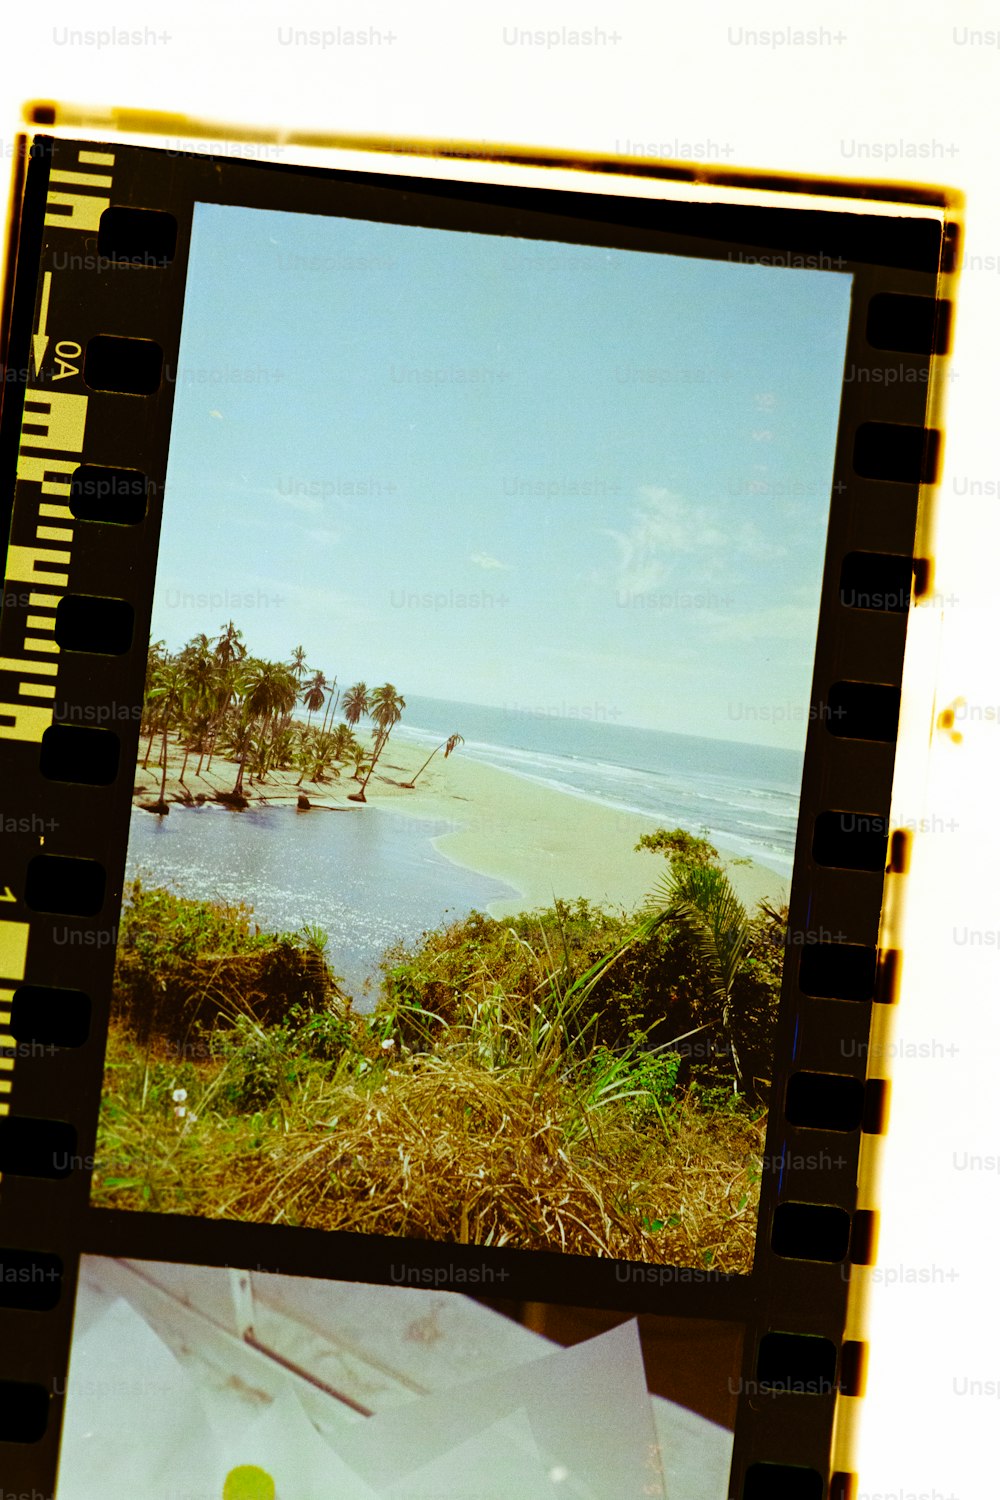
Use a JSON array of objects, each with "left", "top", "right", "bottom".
[{"left": 0, "top": 118, "right": 960, "bottom": 1499}]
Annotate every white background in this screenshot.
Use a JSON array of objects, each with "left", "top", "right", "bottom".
[{"left": 0, "top": 5, "right": 997, "bottom": 1498}]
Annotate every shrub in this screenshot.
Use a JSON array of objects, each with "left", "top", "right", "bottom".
[
  {"left": 210, "top": 1016, "right": 303, "bottom": 1112},
  {"left": 377, "top": 893, "right": 782, "bottom": 1103},
  {"left": 113, "top": 879, "right": 348, "bottom": 1043},
  {"left": 634, "top": 826, "right": 720, "bottom": 866}
]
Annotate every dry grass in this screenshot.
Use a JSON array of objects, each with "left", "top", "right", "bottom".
[{"left": 94, "top": 1020, "right": 764, "bottom": 1272}]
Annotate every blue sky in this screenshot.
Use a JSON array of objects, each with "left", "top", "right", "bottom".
[{"left": 152, "top": 200, "right": 853, "bottom": 749}]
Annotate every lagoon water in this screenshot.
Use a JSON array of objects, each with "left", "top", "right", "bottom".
[{"left": 125, "top": 804, "right": 516, "bottom": 1011}]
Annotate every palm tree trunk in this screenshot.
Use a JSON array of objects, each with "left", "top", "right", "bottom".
[
  {"left": 208, "top": 690, "right": 232, "bottom": 773},
  {"left": 234, "top": 747, "right": 249, "bottom": 795},
  {"left": 321, "top": 680, "right": 338, "bottom": 735},
  {"left": 356, "top": 729, "right": 388, "bottom": 798},
  {"left": 403, "top": 743, "right": 441, "bottom": 788},
  {"left": 159, "top": 727, "right": 170, "bottom": 806}
]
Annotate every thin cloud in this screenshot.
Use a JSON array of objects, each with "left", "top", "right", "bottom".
[
  {"left": 276, "top": 492, "right": 325, "bottom": 515},
  {"left": 600, "top": 486, "right": 729, "bottom": 594},
  {"left": 599, "top": 484, "right": 789, "bottom": 594}
]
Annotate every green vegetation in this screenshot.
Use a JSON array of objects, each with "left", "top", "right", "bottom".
[
  {"left": 113, "top": 880, "right": 344, "bottom": 1041},
  {"left": 94, "top": 831, "right": 784, "bottom": 1270},
  {"left": 633, "top": 826, "right": 720, "bottom": 866}
]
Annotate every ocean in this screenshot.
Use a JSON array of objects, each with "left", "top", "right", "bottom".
[{"left": 394, "top": 696, "right": 801, "bottom": 878}]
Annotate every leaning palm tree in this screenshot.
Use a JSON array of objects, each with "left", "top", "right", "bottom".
[
  {"left": 641, "top": 860, "right": 751, "bottom": 1093},
  {"left": 400, "top": 732, "right": 464, "bottom": 788},
  {"left": 350, "top": 684, "right": 405, "bottom": 802}
]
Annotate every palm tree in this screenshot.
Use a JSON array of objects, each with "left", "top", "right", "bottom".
[
  {"left": 205, "top": 623, "right": 246, "bottom": 769},
  {"left": 342, "top": 682, "right": 369, "bottom": 728},
  {"left": 328, "top": 723, "right": 359, "bottom": 765},
  {"left": 146, "top": 660, "right": 187, "bottom": 812},
  {"left": 247, "top": 726, "right": 275, "bottom": 785},
  {"left": 203, "top": 666, "right": 234, "bottom": 773},
  {"left": 178, "top": 637, "right": 219, "bottom": 773},
  {"left": 298, "top": 738, "right": 336, "bottom": 787},
  {"left": 289, "top": 644, "right": 308, "bottom": 684},
  {"left": 214, "top": 621, "right": 246, "bottom": 669},
  {"left": 140, "top": 642, "right": 168, "bottom": 769},
  {"left": 222, "top": 714, "right": 257, "bottom": 799},
  {"left": 350, "top": 684, "right": 405, "bottom": 802},
  {"left": 641, "top": 860, "right": 750, "bottom": 1093},
  {"left": 184, "top": 631, "right": 214, "bottom": 661},
  {"left": 400, "top": 732, "right": 463, "bottom": 789},
  {"left": 178, "top": 705, "right": 214, "bottom": 785},
  {"left": 230, "top": 659, "right": 298, "bottom": 794},
  {"left": 301, "top": 673, "right": 326, "bottom": 728},
  {"left": 295, "top": 729, "right": 316, "bottom": 787},
  {"left": 262, "top": 721, "right": 297, "bottom": 781},
  {"left": 187, "top": 706, "right": 216, "bottom": 779},
  {"left": 180, "top": 639, "right": 217, "bottom": 696},
  {"left": 369, "top": 683, "right": 406, "bottom": 737}
]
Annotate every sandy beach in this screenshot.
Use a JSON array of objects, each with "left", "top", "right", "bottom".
[{"left": 133, "top": 731, "right": 789, "bottom": 919}]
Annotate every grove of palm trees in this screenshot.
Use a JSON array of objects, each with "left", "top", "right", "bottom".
[{"left": 135, "top": 623, "right": 414, "bottom": 813}]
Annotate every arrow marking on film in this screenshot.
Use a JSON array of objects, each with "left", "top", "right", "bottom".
[{"left": 32, "top": 272, "right": 52, "bottom": 374}]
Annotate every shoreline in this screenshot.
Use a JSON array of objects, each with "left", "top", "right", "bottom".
[{"left": 132, "top": 733, "right": 790, "bottom": 919}]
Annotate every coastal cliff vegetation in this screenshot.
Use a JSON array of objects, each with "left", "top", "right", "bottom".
[{"left": 94, "top": 830, "right": 785, "bottom": 1273}]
